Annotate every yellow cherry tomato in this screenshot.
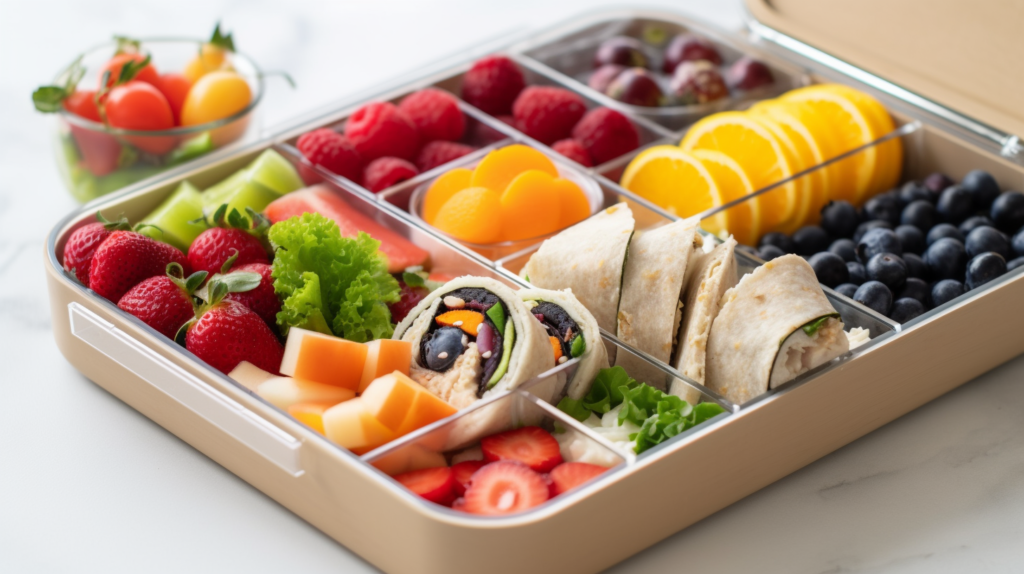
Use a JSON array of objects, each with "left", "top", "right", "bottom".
[
  {"left": 183, "top": 44, "right": 229, "bottom": 84},
  {"left": 180, "top": 70, "right": 252, "bottom": 126}
]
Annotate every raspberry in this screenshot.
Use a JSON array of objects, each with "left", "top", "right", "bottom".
[
  {"left": 296, "top": 128, "right": 364, "bottom": 182},
  {"left": 461, "top": 55, "right": 526, "bottom": 116},
  {"left": 362, "top": 157, "right": 419, "bottom": 193},
  {"left": 571, "top": 107, "right": 639, "bottom": 165},
  {"left": 415, "top": 141, "right": 476, "bottom": 172},
  {"left": 551, "top": 139, "right": 593, "bottom": 167},
  {"left": 344, "top": 102, "right": 420, "bottom": 162},
  {"left": 398, "top": 88, "right": 465, "bottom": 142},
  {"left": 512, "top": 86, "right": 586, "bottom": 145}
]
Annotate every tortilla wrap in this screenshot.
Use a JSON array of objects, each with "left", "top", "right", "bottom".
[
  {"left": 614, "top": 218, "right": 701, "bottom": 390},
  {"left": 705, "top": 255, "right": 848, "bottom": 404},
  {"left": 519, "top": 287, "right": 609, "bottom": 400}
]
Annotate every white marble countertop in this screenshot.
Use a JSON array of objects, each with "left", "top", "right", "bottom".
[{"left": 2, "top": 1, "right": 1023, "bottom": 572}]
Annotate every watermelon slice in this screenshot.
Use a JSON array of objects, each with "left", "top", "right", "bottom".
[{"left": 265, "top": 185, "right": 429, "bottom": 273}]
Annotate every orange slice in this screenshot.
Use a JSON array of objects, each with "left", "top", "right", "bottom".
[
  {"left": 422, "top": 168, "right": 472, "bottom": 224},
  {"left": 500, "top": 169, "right": 562, "bottom": 240},
  {"left": 552, "top": 178, "right": 591, "bottom": 228},
  {"left": 690, "top": 149, "right": 758, "bottom": 245},
  {"left": 620, "top": 145, "right": 726, "bottom": 232},
  {"left": 433, "top": 187, "right": 503, "bottom": 244},
  {"left": 752, "top": 115, "right": 816, "bottom": 233},
  {"left": 470, "top": 145, "right": 558, "bottom": 193}
]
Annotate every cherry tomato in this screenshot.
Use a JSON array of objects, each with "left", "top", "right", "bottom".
[
  {"left": 100, "top": 53, "right": 159, "bottom": 88},
  {"left": 63, "top": 89, "right": 121, "bottom": 176},
  {"left": 180, "top": 70, "right": 251, "bottom": 127},
  {"left": 63, "top": 90, "right": 101, "bottom": 122},
  {"left": 153, "top": 73, "right": 192, "bottom": 125},
  {"left": 104, "top": 81, "right": 176, "bottom": 154},
  {"left": 183, "top": 44, "right": 228, "bottom": 84}
]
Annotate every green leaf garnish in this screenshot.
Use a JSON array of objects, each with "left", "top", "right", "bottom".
[
  {"left": 402, "top": 271, "right": 425, "bottom": 287},
  {"left": 32, "top": 86, "right": 68, "bottom": 112},
  {"left": 801, "top": 314, "right": 839, "bottom": 337},
  {"left": 570, "top": 333, "right": 586, "bottom": 358},
  {"left": 485, "top": 302, "right": 506, "bottom": 334},
  {"left": 556, "top": 397, "right": 591, "bottom": 422},
  {"left": 208, "top": 22, "right": 236, "bottom": 52}
]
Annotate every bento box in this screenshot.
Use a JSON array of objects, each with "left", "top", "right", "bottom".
[{"left": 45, "top": 4, "right": 1024, "bottom": 574}]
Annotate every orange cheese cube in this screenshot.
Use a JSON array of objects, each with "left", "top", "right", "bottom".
[
  {"left": 280, "top": 328, "right": 368, "bottom": 390},
  {"left": 257, "top": 376, "right": 355, "bottom": 410},
  {"left": 361, "top": 372, "right": 420, "bottom": 431},
  {"left": 359, "top": 339, "right": 412, "bottom": 393},
  {"left": 396, "top": 385, "right": 458, "bottom": 436},
  {"left": 287, "top": 402, "right": 336, "bottom": 434},
  {"left": 323, "top": 398, "right": 396, "bottom": 453}
]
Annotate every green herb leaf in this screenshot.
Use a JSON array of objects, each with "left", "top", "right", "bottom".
[
  {"left": 402, "top": 271, "right": 425, "bottom": 287},
  {"left": 32, "top": 86, "right": 68, "bottom": 113},
  {"left": 113, "top": 35, "right": 141, "bottom": 55},
  {"left": 802, "top": 314, "right": 839, "bottom": 337},
  {"left": 485, "top": 302, "right": 506, "bottom": 334},
  {"left": 556, "top": 397, "right": 592, "bottom": 422},
  {"left": 570, "top": 333, "right": 586, "bottom": 358},
  {"left": 208, "top": 22, "right": 236, "bottom": 52}
]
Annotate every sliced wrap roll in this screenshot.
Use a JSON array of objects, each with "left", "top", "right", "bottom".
[
  {"left": 705, "top": 255, "right": 849, "bottom": 404},
  {"left": 519, "top": 288, "right": 609, "bottom": 400},
  {"left": 670, "top": 237, "right": 738, "bottom": 404},
  {"left": 614, "top": 218, "right": 701, "bottom": 390}
]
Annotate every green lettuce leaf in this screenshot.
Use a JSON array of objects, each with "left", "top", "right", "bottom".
[
  {"left": 629, "top": 396, "right": 725, "bottom": 454},
  {"left": 556, "top": 397, "right": 592, "bottom": 422},
  {"left": 582, "top": 365, "right": 638, "bottom": 414},
  {"left": 270, "top": 213, "right": 400, "bottom": 341}
]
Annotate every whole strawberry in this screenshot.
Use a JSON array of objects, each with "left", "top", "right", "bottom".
[
  {"left": 63, "top": 213, "right": 136, "bottom": 285},
  {"left": 89, "top": 230, "right": 189, "bottom": 302},
  {"left": 223, "top": 262, "right": 280, "bottom": 327},
  {"left": 188, "top": 205, "right": 270, "bottom": 275},
  {"left": 186, "top": 281, "right": 284, "bottom": 375},
  {"left": 117, "top": 263, "right": 208, "bottom": 339}
]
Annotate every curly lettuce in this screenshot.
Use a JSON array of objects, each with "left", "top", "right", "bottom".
[{"left": 269, "top": 213, "right": 400, "bottom": 342}]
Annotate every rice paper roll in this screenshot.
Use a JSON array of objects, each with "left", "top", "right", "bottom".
[
  {"left": 670, "top": 237, "right": 738, "bottom": 404},
  {"left": 614, "top": 218, "right": 701, "bottom": 390},
  {"left": 705, "top": 255, "right": 849, "bottom": 404},
  {"left": 519, "top": 287, "right": 609, "bottom": 400},
  {"left": 522, "top": 203, "right": 635, "bottom": 333}
]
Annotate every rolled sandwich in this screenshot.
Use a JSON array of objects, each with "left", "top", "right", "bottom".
[
  {"left": 705, "top": 255, "right": 849, "bottom": 404},
  {"left": 522, "top": 203, "right": 635, "bottom": 333},
  {"left": 614, "top": 217, "right": 702, "bottom": 390},
  {"left": 669, "top": 237, "right": 738, "bottom": 404},
  {"left": 519, "top": 288, "right": 609, "bottom": 400}
]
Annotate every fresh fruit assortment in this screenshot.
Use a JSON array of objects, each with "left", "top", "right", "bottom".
[
  {"left": 35, "top": 25, "right": 261, "bottom": 202},
  {"left": 586, "top": 33, "right": 774, "bottom": 108},
  {"left": 623, "top": 84, "right": 902, "bottom": 244},
  {"left": 420, "top": 144, "right": 592, "bottom": 244},
  {"left": 753, "top": 169, "right": 1024, "bottom": 322}
]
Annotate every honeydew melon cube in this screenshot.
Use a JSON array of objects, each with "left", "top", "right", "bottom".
[{"left": 139, "top": 181, "right": 205, "bottom": 250}]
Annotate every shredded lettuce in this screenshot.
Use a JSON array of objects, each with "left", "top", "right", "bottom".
[{"left": 269, "top": 213, "right": 400, "bottom": 342}]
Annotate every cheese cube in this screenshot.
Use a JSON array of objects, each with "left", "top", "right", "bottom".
[
  {"left": 280, "top": 328, "right": 368, "bottom": 390},
  {"left": 257, "top": 376, "right": 355, "bottom": 410},
  {"left": 227, "top": 361, "right": 276, "bottom": 392},
  {"left": 287, "top": 402, "right": 336, "bottom": 435},
  {"left": 359, "top": 339, "right": 412, "bottom": 393},
  {"left": 323, "top": 398, "right": 396, "bottom": 454}
]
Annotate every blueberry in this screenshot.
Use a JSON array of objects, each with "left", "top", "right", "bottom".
[
  {"left": 965, "top": 252, "right": 1007, "bottom": 290},
  {"left": 835, "top": 283, "right": 859, "bottom": 298},
  {"left": 959, "top": 215, "right": 995, "bottom": 236},
  {"left": 857, "top": 227, "right": 902, "bottom": 262},
  {"left": 819, "top": 200, "right": 860, "bottom": 238},
  {"left": 758, "top": 244, "right": 786, "bottom": 261},
  {"left": 866, "top": 252, "right": 907, "bottom": 291},
  {"left": 889, "top": 298, "right": 925, "bottom": 323},
  {"left": 930, "top": 279, "right": 965, "bottom": 307},
  {"left": 897, "top": 277, "right": 930, "bottom": 306},
  {"left": 923, "top": 173, "right": 954, "bottom": 195},
  {"left": 808, "top": 252, "right": 848, "bottom": 287},
  {"left": 902, "top": 252, "right": 928, "bottom": 279},
  {"left": 936, "top": 185, "right": 974, "bottom": 223},
  {"left": 990, "top": 191, "right": 1024, "bottom": 233},
  {"left": 759, "top": 232, "right": 796, "bottom": 254},
  {"left": 793, "top": 225, "right": 831, "bottom": 255},
  {"left": 854, "top": 281, "right": 893, "bottom": 316},
  {"left": 898, "top": 181, "right": 933, "bottom": 206},
  {"left": 846, "top": 261, "right": 867, "bottom": 284},
  {"left": 736, "top": 244, "right": 759, "bottom": 258},
  {"left": 861, "top": 194, "right": 902, "bottom": 226},
  {"left": 900, "top": 200, "right": 937, "bottom": 231},
  {"left": 964, "top": 226, "right": 1011, "bottom": 259},
  {"left": 926, "top": 223, "right": 964, "bottom": 246},
  {"left": 924, "top": 237, "right": 967, "bottom": 281},
  {"left": 852, "top": 220, "right": 893, "bottom": 243},
  {"left": 1008, "top": 256, "right": 1024, "bottom": 272},
  {"left": 1013, "top": 228, "right": 1024, "bottom": 257},
  {"left": 894, "top": 225, "right": 925, "bottom": 254},
  {"left": 961, "top": 169, "right": 1001, "bottom": 210},
  {"left": 423, "top": 327, "right": 466, "bottom": 371},
  {"left": 829, "top": 238, "right": 857, "bottom": 262}
]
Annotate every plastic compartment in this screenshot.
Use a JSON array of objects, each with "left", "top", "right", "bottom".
[{"left": 513, "top": 11, "right": 807, "bottom": 132}]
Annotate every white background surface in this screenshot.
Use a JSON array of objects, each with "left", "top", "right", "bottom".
[{"left": 2, "top": 0, "right": 1023, "bottom": 572}]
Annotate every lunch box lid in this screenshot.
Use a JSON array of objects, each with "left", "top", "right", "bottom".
[{"left": 745, "top": 0, "right": 1024, "bottom": 159}]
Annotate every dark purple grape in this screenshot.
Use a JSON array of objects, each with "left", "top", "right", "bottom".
[
  {"left": 965, "top": 252, "right": 1007, "bottom": 290},
  {"left": 594, "top": 36, "right": 648, "bottom": 69},
  {"left": 990, "top": 191, "right": 1024, "bottom": 233},
  {"left": 726, "top": 56, "right": 774, "bottom": 90},
  {"left": 961, "top": 169, "right": 1000, "bottom": 210},
  {"left": 670, "top": 61, "right": 729, "bottom": 105},
  {"left": 606, "top": 67, "right": 664, "bottom": 107},
  {"left": 663, "top": 33, "right": 722, "bottom": 73},
  {"left": 588, "top": 64, "right": 625, "bottom": 93}
]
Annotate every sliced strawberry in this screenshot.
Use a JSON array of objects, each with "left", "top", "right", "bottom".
[
  {"left": 451, "top": 460, "right": 487, "bottom": 496},
  {"left": 388, "top": 280, "right": 429, "bottom": 323},
  {"left": 480, "top": 426, "right": 563, "bottom": 473},
  {"left": 393, "top": 466, "right": 456, "bottom": 506},
  {"left": 459, "top": 461, "right": 549, "bottom": 515},
  {"left": 548, "top": 462, "right": 609, "bottom": 497}
]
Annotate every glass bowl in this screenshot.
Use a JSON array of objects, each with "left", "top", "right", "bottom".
[{"left": 49, "top": 38, "right": 264, "bottom": 202}]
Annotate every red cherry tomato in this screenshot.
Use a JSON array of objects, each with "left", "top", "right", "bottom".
[
  {"left": 100, "top": 53, "right": 159, "bottom": 88},
  {"left": 104, "top": 81, "right": 176, "bottom": 154},
  {"left": 63, "top": 90, "right": 102, "bottom": 122},
  {"left": 63, "top": 89, "right": 120, "bottom": 176},
  {"left": 153, "top": 73, "right": 192, "bottom": 125}
]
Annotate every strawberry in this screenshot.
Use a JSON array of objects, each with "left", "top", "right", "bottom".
[
  {"left": 63, "top": 213, "right": 135, "bottom": 285},
  {"left": 187, "top": 205, "right": 270, "bottom": 275},
  {"left": 547, "top": 462, "right": 608, "bottom": 496},
  {"left": 460, "top": 461, "right": 549, "bottom": 515},
  {"left": 185, "top": 283, "right": 283, "bottom": 375},
  {"left": 222, "top": 262, "right": 280, "bottom": 328},
  {"left": 388, "top": 279, "right": 429, "bottom": 323},
  {"left": 89, "top": 230, "right": 189, "bottom": 302},
  {"left": 392, "top": 466, "right": 456, "bottom": 506},
  {"left": 117, "top": 263, "right": 207, "bottom": 339},
  {"left": 451, "top": 460, "right": 486, "bottom": 497},
  {"left": 480, "top": 426, "right": 563, "bottom": 473}
]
